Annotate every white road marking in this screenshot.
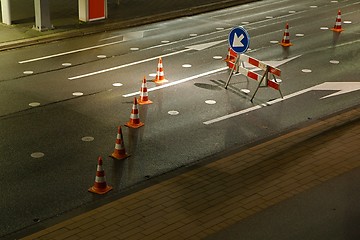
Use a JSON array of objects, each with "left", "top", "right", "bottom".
[
  {"left": 149, "top": 73, "right": 157, "bottom": 77},
  {"left": 203, "top": 88, "right": 314, "bottom": 125},
  {"left": 19, "top": 40, "right": 123, "bottom": 64},
  {"left": 23, "top": 71, "right": 34, "bottom": 74},
  {"left": 204, "top": 105, "right": 263, "bottom": 125},
  {"left": 123, "top": 67, "right": 228, "bottom": 97},
  {"left": 72, "top": 92, "right": 84, "bottom": 96},
  {"left": 204, "top": 82, "right": 360, "bottom": 125},
  {"left": 68, "top": 49, "right": 189, "bottom": 80},
  {"left": 302, "top": 69, "right": 312, "bottom": 73},
  {"left": 182, "top": 64, "right": 192, "bottom": 68},
  {"left": 112, "top": 83, "right": 123, "bottom": 87},
  {"left": 205, "top": 100, "right": 217, "bottom": 105},
  {"left": 69, "top": 40, "right": 226, "bottom": 80},
  {"left": 81, "top": 136, "right": 95, "bottom": 142},
  {"left": 168, "top": 110, "right": 180, "bottom": 115},
  {"left": 29, "top": 102, "right": 41, "bottom": 107},
  {"left": 31, "top": 152, "right": 45, "bottom": 158}
]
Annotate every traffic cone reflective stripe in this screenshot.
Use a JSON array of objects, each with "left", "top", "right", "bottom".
[
  {"left": 110, "top": 126, "right": 130, "bottom": 160},
  {"left": 280, "top": 23, "right": 293, "bottom": 47},
  {"left": 331, "top": 10, "right": 344, "bottom": 32},
  {"left": 138, "top": 77, "right": 153, "bottom": 105},
  {"left": 88, "top": 157, "right": 112, "bottom": 194},
  {"left": 125, "top": 97, "right": 144, "bottom": 128},
  {"left": 154, "top": 57, "right": 168, "bottom": 84}
]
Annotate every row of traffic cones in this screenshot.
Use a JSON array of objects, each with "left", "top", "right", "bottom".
[
  {"left": 89, "top": 9, "right": 347, "bottom": 195},
  {"left": 89, "top": 57, "right": 168, "bottom": 194},
  {"left": 89, "top": 125, "right": 130, "bottom": 194},
  {"left": 280, "top": 9, "right": 344, "bottom": 47},
  {"left": 124, "top": 57, "right": 168, "bottom": 127}
]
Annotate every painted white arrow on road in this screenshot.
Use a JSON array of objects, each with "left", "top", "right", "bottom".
[
  {"left": 204, "top": 82, "right": 360, "bottom": 125},
  {"left": 68, "top": 40, "right": 226, "bottom": 80},
  {"left": 233, "top": 33, "right": 245, "bottom": 47},
  {"left": 312, "top": 82, "right": 360, "bottom": 99}
]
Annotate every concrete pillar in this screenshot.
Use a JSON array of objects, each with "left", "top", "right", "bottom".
[
  {"left": 1, "top": 0, "right": 12, "bottom": 25},
  {"left": 34, "top": 0, "right": 53, "bottom": 31}
]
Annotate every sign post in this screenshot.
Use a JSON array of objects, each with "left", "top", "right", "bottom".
[{"left": 225, "top": 27, "right": 250, "bottom": 89}]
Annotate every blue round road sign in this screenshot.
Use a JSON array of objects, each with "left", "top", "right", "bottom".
[{"left": 228, "top": 26, "right": 250, "bottom": 53}]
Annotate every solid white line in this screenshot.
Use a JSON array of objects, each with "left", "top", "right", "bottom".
[
  {"left": 203, "top": 105, "right": 263, "bottom": 125},
  {"left": 18, "top": 40, "right": 124, "bottom": 64},
  {"left": 203, "top": 86, "right": 315, "bottom": 125},
  {"left": 68, "top": 49, "right": 191, "bottom": 80},
  {"left": 123, "top": 67, "right": 229, "bottom": 97}
]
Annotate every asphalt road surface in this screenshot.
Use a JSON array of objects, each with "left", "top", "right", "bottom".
[{"left": 1, "top": 0, "right": 359, "bottom": 237}]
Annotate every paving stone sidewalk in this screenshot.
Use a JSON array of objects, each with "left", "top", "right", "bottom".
[{"left": 18, "top": 105, "right": 360, "bottom": 240}]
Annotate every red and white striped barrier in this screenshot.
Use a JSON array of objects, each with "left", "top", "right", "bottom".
[
  {"left": 238, "top": 54, "right": 281, "bottom": 79},
  {"left": 225, "top": 52, "right": 283, "bottom": 100},
  {"left": 225, "top": 48, "right": 238, "bottom": 70}
]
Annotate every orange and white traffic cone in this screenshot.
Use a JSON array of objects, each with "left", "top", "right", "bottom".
[
  {"left": 280, "top": 23, "right": 293, "bottom": 47},
  {"left": 125, "top": 97, "right": 144, "bottom": 128},
  {"left": 110, "top": 126, "right": 130, "bottom": 160},
  {"left": 88, "top": 156, "right": 112, "bottom": 194},
  {"left": 331, "top": 10, "right": 344, "bottom": 32},
  {"left": 138, "top": 76, "right": 153, "bottom": 105},
  {"left": 153, "top": 57, "right": 168, "bottom": 84}
]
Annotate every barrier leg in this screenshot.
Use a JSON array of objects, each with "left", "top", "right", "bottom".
[{"left": 250, "top": 69, "right": 268, "bottom": 102}]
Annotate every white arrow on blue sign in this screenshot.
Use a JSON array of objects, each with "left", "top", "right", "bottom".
[{"left": 228, "top": 26, "right": 250, "bottom": 54}]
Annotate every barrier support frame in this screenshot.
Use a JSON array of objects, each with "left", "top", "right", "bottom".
[{"left": 250, "top": 66, "right": 283, "bottom": 102}]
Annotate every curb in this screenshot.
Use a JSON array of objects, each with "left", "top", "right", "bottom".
[{"left": 0, "top": 0, "right": 255, "bottom": 51}]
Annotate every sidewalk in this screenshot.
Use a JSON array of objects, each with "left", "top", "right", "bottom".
[
  {"left": 15, "top": 106, "right": 359, "bottom": 240},
  {"left": 0, "top": 0, "right": 253, "bottom": 51}
]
